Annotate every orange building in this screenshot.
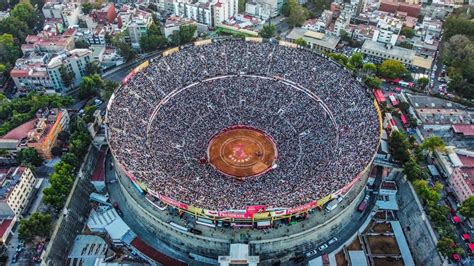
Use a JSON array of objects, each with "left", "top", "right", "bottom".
[{"left": 26, "top": 108, "right": 70, "bottom": 159}]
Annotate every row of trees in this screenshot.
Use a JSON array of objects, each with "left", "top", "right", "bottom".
[
  {"left": 387, "top": 130, "right": 467, "bottom": 258},
  {"left": 43, "top": 117, "right": 92, "bottom": 210},
  {"left": 442, "top": 10, "right": 474, "bottom": 99}
]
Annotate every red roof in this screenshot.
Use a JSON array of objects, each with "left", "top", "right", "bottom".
[
  {"left": 1, "top": 119, "right": 37, "bottom": 140},
  {"left": 0, "top": 219, "right": 13, "bottom": 239},
  {"left": 91, "top": 147, "right": 107, "bottom": 182},
  {"left": 131, "top": 237, "right": 186, "bottom": 266},
  {"left": 10, "top": 69, "right": 30, "bottom": 78},
  {"left": 453, "top": 124, "right": 474, "bottom": 137}
]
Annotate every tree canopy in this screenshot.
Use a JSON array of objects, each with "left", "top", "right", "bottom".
[
  {"left": 285, "top": 0, "right": 310, "bottom": 27},
  {"left": 443, "top": 34, "right": 474, "bottom": 99},
  {"left": 140, "top": 24, "right": 167, "bottom": 52},
  {"left": 294, "top": 38, "right": 308, "bottom": 47},
  {"left": 0, "top": 34, "right": 21, "bottom": 69},
  {"left": 169, "top": 24, "right": 197, "bottom": 46},
  {"left": 17, "top": 148, "right": 43, "bottom": 166},
  {"left": 0, "top": 93, "right": 72, "bottom": 136},
  {"left": 403, "top": 155, "right": 428, "bottom": 181},
  {"left": 18, "top": 212, "right": 52, "bottom": 242},
  {"left": 378, "top": 59, "right": 408, "bottom": 79},
  {"left": 388, "top": 131, "right": 411, "bottom": 163},
  {"left": 400, "top": 27, "right": 415, "bottom": 38},
  {"left": 348, "top": 52, "right": 364, "bottom": 70},
  {"left": 421, "top": 136, "right": 446, "bottom": 153},
  {"left": 11, "top": 0, "right": 39, "bottom": 28},
  {"left": 459, "top": 196, "right": 474, "bottom": 218},
  {"left": 259, "top": 24, "right": 276, "bottom": 39}
]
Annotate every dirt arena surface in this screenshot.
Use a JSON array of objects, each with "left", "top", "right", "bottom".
[{"left": 208, "top": 127, "right": 277, "bottom": 178}]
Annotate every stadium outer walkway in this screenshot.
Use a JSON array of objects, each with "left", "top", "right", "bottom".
[{"left": 105, "top": 151, "right": 372, "bottom": 264}]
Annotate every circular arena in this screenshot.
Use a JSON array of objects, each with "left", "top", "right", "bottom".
[{"left": 107, "top": 39, "right": 381, "bottom": 221}]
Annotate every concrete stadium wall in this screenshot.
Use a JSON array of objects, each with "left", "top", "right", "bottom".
[{"left": 113, "top": 155, "right": 370, "bottom": 264}]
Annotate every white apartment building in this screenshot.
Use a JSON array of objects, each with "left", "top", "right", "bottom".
[
  {"left": 47, "top": 49, "right": 92, "bottom": 93},
  {"left": 42, "top": 2, "right": 81, "bottom": 27},
  {"left": 302, "top": 10, "right": 333, "bottom": 32},
  {"left": 174, "top": 0, "right": 238, "bottom": 27},
  {"left": 245, "top": 0, "right": 279, "bottom": 19},
  {"left": 0, "top": 167, "right": 37, "bottom": 218},
  {"left": 372, "top": 15, "right": 402, "bottom": 46}
]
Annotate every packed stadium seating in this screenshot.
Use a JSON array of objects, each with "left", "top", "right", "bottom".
[{"left": 107, "top": 39, "right": 380, "bottom": 210}]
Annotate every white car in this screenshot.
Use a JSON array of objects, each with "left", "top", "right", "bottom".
[
  {"left": 328, "top": 237, "right": 338, "bottom": 245},
  {"left": 318, "top": 243, "right": 329, "bottom": 251}
]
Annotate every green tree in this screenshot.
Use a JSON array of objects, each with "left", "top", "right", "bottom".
[
  {"left": 0, "top": 16, "right": 31, "bottom": 44},
  {"left": 403, "top": 156, "right": 428, "bottom": 181},
  {"left": 81, "top": 2, "right": 96, "bottom": 14},
  {"left": 178, "top": 24, "right": 197, "bottom": 44},
  {"left": 102, "top": 80, "right": 118, "bottom": 100},
  {"left": 112, "top": 35, "right": 135, "bottom": 61},
  {"left": 417, "top": 77, "right": 429, "bottom": 90},
  {"left": 443, "top": 15, "right": 474, "bottom": 40},
  {"left": 18, "top": 212, "right": 52, "bottom": 242},
  {"left": 0, "top": 63, "right": 5, "bottom": 75},
  {"left": 364, "top": 76, "right": 382, "bottom": 88},
  {"left": 82, "top": 105, "right": 97, "bottom": 123},
  {"left": 378, "top": 59, "right": 408, "bottom": 79},
  {"left": 437, "top": 237, "right": 457, "bottom": 257},
  {"left": 11, "top": 0, "right": 39, "bottom": 28},
  {"left": 339, "top": 29, "right": 351, "bottom": 42},
  {"left": 259, "top": 24, "right": 276, "bottom": 38},
  {"left": 349, "top": 52, "right": 364, "bottom": 69},
  {"left": 398, "top": 42, "right": 413, "bottom": 49},
  {"left": 238, "top": 0, "right": 246, "bottom": 12},
  {"left": 59, "top": 65, "right": 74, "bottom": 88},
  {"left": 421, "top": 136, "right": 446, "bottom": 154},
  {"left": 400, "top": 27, "right": 415, "bottom": 38},
  {"left": 328, "top": 53, "right": 349, "bottom": 65},
  {"left": 294, "top": 37, "right": 308, "bottom": 47},
  {"left": 0, "top": 34, "right": 21, "bottom": 68},
  {"left": 85, "top": 62, "right": 101, "bottom": 75},
  {"left": 287, "top": 1, "right": 309, "bottom": 27},
  {"left": 61, "top": 152, "right": 78, "bottom": 167},
  {"left": 413, "top": 179, "right": 442, "bottom": 206},
  {"left": 78, "top": 75, "right": 103, "bottom": 99},
  {"left": 74, "top": 39, "right": 90, "bottom": 48},
  {"left": 140, "top": 33, "right": 167, "bottom": 52},
  {"left": 428, "top": 205, "right": 450, "bottom": 226},
  {"left": 17, "top": 148, "right": 43, "bottom": 166},
  {"left": 43, "top": 160, "right": 76, "bottom": 209},
  {"left": 388, "top": 131, "right": 411, "bottom": 163},
  {"left": 459, "top": 196, "right": 474, "bottom": 218},
  {"left": 362, "top": 63, "right": 377, "bottom": 75}
]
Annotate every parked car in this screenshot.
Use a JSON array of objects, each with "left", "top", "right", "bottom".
[
  {"left": 328, "top": 237, "right": 338, "bottom": 245},
  {"left": 318, "top": 243, "right": 329, "bottom": 251}
]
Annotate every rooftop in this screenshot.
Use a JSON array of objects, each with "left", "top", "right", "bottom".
[{"left": 453, "top": 124, "right": 474, "bottom": 137}]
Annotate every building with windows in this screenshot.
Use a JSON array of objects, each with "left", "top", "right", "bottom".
[
  {"left": 21, "top": 28, "right": 76, "bottom": 54},
  {"left": 47, "top": 49, "right": 92, "bottom": 92},
  {"left": 0, "top": 167, "right": 37, "bottom": 218},
  {"left": 173, "top": 0, "right": 238, "bottom": 27},
  {"left": 126, "top": 10, "right": 154, "bottom": 49},
  {"left": 361, "top": 40, "right": 433, "bottom": 70},
  {"left": 25, "top": 108, "right": 70, "bottom": 160},
  {"left": 447, "top": 152, "right": 474, "bottom": 203},
  {"left": 372, "top": 15, "right": 402, "bottom": 46}
]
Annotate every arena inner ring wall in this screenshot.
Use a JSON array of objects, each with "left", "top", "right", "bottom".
[{"left": 106, "top": 37, "right": 383, "bottom": 223}]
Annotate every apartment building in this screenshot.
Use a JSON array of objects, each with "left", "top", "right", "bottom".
[{"left": 0, "top": 167, "right": 37, "bottom": 217}]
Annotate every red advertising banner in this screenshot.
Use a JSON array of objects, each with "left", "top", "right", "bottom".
[
  {"left": 157, "top": 194, "right": 189, "bottom": 210},
  {"left": 285, "top": 201, "right": 317, "bottom": 215},
  {"left": 245, "top": 205, "right": 266, "bottom": 218}
]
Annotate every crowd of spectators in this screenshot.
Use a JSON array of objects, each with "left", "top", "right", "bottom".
[{"left": 107, "top": 39, "right": 380, "bottom": 211}]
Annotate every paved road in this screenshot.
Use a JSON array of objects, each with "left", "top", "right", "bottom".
[{"left": 305, "top": 166, "right": 382, "bottom": 262}]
